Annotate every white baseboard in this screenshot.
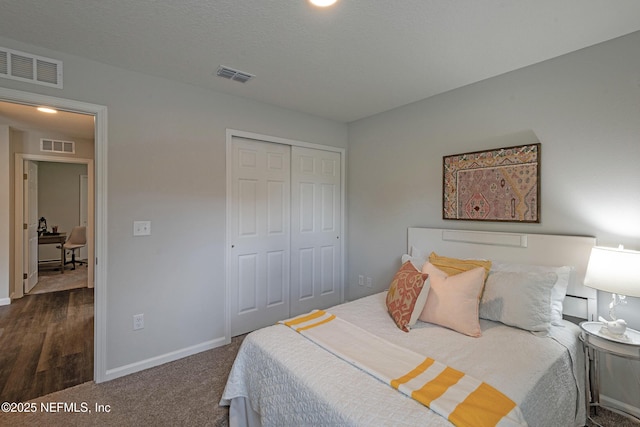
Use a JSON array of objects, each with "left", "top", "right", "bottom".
[
  {"left": 0, "top": 297, "right": 10, "bottom": 306},
  {"left": 600, "top": 394, "right": 640, "bottom": 419},
  {"left": 103, "top": 336, "right": 230, "bottom": 382}
]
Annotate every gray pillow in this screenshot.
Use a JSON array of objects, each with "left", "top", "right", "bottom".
[{"left": 479, "top": 270, "right": 558, "bottom": 333}]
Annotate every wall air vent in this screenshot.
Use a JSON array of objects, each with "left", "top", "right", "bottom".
[
  {"left": 0, "top": 47, "right": 63, "bottom": 88},
  {"left": 216, "top": 65, "right": 254, "bottom": 83},
  {"left": 41, "top": 138, "right": 75, "bottom": 154}
]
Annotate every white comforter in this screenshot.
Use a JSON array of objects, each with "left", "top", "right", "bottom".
[{"left": 220, "top": 292, "right": 585, "bottom": 427}]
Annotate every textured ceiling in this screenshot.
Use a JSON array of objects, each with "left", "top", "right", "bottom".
[{"left": 1, "top": 1, "right": 640, "bottom": 123}]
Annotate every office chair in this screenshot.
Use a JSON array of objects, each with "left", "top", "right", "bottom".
[{"left": 63, "top": 226, "right": 87, "bottom": 270}]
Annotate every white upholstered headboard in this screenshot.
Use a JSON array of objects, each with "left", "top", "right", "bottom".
[{"left": 408, "top": 228, "right": 597, "bottom": 321}]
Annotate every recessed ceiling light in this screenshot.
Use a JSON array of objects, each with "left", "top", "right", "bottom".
[
  {"left": 309, "top": 0, "right": 337, "bottom": 7},
  {"left": 37, "top": 107, "right": 58, "bottom": 114}
]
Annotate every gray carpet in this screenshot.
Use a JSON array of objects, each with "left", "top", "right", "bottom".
[{"left": 0, "top": 332, "right": 635, "bottom": 426}]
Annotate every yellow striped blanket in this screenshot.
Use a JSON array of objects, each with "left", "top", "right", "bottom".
[{"left": 279, "top": 310, "right": 527, "bottom": 427}]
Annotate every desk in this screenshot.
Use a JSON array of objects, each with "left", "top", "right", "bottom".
[{"left": 38, "top": 232, "right": 66, "bottom": 274}]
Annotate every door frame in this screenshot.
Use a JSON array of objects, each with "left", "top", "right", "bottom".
[
  {"left": 14, "top": 154, "right": 94, "bottom": 294},
  {"left": 0, "top": 87, "right": 108, "bottom": 384},
  {"left": 224, "top": 128, "right": 346, "bottom": 340}
]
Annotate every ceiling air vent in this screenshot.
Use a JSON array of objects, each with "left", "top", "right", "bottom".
[
  {"left": 41, "top": 138, "right": 75, "bottom": 154},
  {"left": 216, "top": 66, "right": 254, "bottom": 83},
  {"left": 0, "top": 46, "right": 63, "bottom": 88}
]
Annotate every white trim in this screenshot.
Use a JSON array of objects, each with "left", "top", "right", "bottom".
[
  {"left": 0, "top": 87, "right": 108, "bottom": 384},
  {"left": 228, "top": 129, "right": 345, "bottom": 154},
  {"left": 224, "top": 129, "right": 346, "bottom": 340},
  {"left": 441, "top": 229, "right": 528, "bottom": 248},
  {"left": 0, "top": 297, "right": 10, "bottom": 306},
  {"left": 104, "top": 336, "right": 227, "bottom": 382}
]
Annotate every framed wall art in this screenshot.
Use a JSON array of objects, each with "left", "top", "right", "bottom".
[{"left": 443, "top": 143, "right": 540, "bottom": 222}]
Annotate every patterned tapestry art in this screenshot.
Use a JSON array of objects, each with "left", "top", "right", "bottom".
[{"left": 443, "top": 143, "right": 540, "bottom": 222}]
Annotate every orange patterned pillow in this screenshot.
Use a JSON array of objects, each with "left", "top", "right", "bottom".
[{"left": 386, "top": 261, "right": 429, "bottom": 332}]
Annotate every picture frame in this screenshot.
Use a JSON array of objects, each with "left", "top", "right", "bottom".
[{"left": 442, "top": 143, "right": 540, "bottom": 222}]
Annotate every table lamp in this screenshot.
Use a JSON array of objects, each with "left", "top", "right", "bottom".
[{"left": 584, "top": 245, "right": 640, "bottom": 338}]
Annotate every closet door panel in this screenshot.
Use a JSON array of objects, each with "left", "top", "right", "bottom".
[
  {"left": 290, "top": 147, "right": 342, "bottom": 316},
  {"left": 230, "top": 138, "right": 290, "bottom": 336},
  {"left": 297, "top": 247, "right": 315, "bottom": 300}
]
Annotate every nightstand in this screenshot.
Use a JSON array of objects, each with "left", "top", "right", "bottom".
[{"left": 580, "top": 321, "right": 640, "bottom": 424}]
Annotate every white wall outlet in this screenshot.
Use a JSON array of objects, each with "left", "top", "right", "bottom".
[
  {"left": 133, "top": 313, "right": 144, "bottom": 330},
  {"left": 366, "top": 277, "right": 372, "bottom": 288},
  {"left": 358, "top": 275, "right": 364, "bottom": 286},
  {"left": 133, "top": 220, "right": 151, "bottom": 236}
]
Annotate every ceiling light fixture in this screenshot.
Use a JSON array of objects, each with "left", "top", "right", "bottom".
[
  {"left": 37, "top": 107, "right": 58, "bottom": 114},
  {"left": 309, "top": 0, "right": 337, "bottom": 7}
]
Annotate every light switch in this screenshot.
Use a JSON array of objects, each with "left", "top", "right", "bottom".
[{"left": 133, "top": 220, "right": 151, "bottom": 236}]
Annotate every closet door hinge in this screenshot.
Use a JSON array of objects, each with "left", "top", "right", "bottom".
[
  {"left": 23, "top": 273, "right": 28, "bottom": 280},
  {"left": 24, "top": 173, "right": 28, "bottom": 180},
  {"left": 23, "top": 223, "right": 28, "bottom": 230}
]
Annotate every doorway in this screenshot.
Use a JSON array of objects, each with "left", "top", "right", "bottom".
[
  {"left": 15, "top": 155, "right": 95, "bottom": 296},
  {"left": 0, "top": 87, "right": 108, "bottom": 388},
  {"left": 1, "top": 102, "right": 95, "bottom": 402},
  {"left": 25, "top": 159, "right": 91, "bottom": 295}
]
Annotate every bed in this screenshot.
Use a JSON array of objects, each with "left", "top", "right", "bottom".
[{"left": 221, "top": 228, "right": 596, "bottom": 426}]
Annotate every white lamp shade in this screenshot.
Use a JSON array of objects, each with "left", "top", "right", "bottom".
[{"left": 584, "top": 246, "right": 640, "bottom": 298}]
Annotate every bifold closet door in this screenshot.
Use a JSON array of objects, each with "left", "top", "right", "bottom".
[
  {"left": 229, "top": 137, "right": 291, "bottom": 336},
  {"left": 290, "top": 146, "right": 341, "bottom": 316}
]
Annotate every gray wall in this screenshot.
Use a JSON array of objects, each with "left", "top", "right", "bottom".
[
  {"left": 348, "top": 31, "right": 640, "bottom": 412},
  {"left": 0, "top": 35, "right": 348, "bottom": 372}
]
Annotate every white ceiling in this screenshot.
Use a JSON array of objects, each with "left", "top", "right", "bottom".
[
  {"left": 0, "top": 101, "right": 95, "bottom": 140},
  {"left": 2, "top": 1, "right": 640, "bottom": 123}
]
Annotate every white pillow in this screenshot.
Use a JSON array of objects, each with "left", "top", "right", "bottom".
[
  {"left": 400, "top": 247, "right": 430, "bottom": 325},
  {"left": 490, "top": 262, "right": 572, "bottom": 326},
  {"left": 479, "top": 270, "right": 558, "bottom": 333},
  {"left": 401, "top": 246, "right": 428, "bottom": 271}
]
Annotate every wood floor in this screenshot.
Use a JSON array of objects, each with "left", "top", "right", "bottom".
[{"left": 0, "top": 287, "right": 93, "bottom": 403}]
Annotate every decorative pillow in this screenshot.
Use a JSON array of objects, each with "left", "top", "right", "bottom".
[
  {"left": 479, "top": 270, "right": 558, "bottom": 333},
  {"left": 386, "top": 261, "right": 429, "bottom": 332},
  {"left": 490, "top": 262, "right": 572, "bottom": 326},
  {"left": 419, "top": 265, "right": 485, "bottom": 337},
  {"left": 428, "top": 252, "right": 492, "bottom": 280}
]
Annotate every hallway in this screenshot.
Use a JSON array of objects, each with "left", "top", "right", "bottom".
[{"left": 0, "top": 287, "right": 93, "bottom": 402}]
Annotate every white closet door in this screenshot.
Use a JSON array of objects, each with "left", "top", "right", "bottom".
[
  {"left": 290, "top": 146, "right": 341, "bottom": 316},
  {"left": 24, "top": 160, "right": 39, "bottom": 293},
  {"left": 229, "top": 137, "right": 291, "bottom": 336}
]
